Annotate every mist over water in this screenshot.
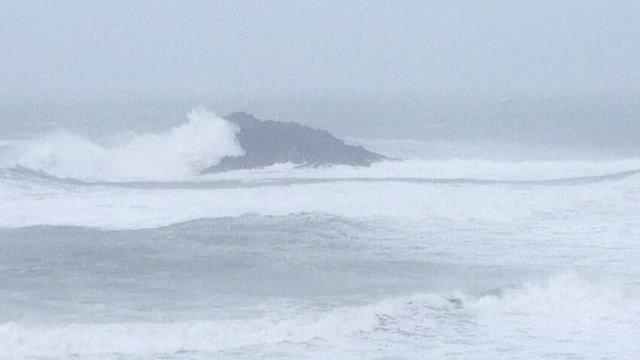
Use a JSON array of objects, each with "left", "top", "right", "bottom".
[
  {"left": 2, "top": 95, "right": 639, "bottom": 155},
  {"left": 1, "top": 1, "right": 639, "bottom": 358}
]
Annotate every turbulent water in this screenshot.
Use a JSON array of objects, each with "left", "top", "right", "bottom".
[{"left": 1, "top": 114, "right": 639, "bottom": 359}]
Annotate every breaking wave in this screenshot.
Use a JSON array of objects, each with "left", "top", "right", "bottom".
[
  {"left": 0, "top": 273, "right": 637, "bottom": 359},
  {"left": 0, "top": 108, "right": 244, "bottom": 182}
]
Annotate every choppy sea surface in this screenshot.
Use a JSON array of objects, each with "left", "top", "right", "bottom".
[{"left": 1, "top": 118, "right": 639, "bottom": 359}]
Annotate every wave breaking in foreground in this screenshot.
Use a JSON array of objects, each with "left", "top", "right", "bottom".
[{"left": 0, "top": 214, "right": 639, "bottom": 359}]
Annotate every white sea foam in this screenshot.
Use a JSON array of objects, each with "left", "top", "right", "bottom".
[
  {"left": 203, "top": 157, "right": 640, "bottom": 182},
  {"left": 1, "top": 138, "right": 639, "bottom": 359},
  {"left": 1, "top": 162, "right": 639, "bottom": 229},
  {"left": 4, "top": 121, "right": 640, "bottom": 184},
  {"left": 0, "top": 273, "right": 637, "bottom": 359},
  {"left": 3, "top": 135, "right": 640, "bottom": 230},
  {"left": 0, "top": 108, "right": 244, "bottom": 181}
]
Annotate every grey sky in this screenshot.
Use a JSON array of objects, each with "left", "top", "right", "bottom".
[{"left": 1, "top": 0, "right": 639, "bottom": 101}]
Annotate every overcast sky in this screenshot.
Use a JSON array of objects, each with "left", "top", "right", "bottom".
[{"left": 1, "top": 0, "right": 639, "bottom": 101}]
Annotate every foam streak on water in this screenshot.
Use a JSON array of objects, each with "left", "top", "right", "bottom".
[{"left": 1, "top": 141, "right": 640, "bottom": 359}]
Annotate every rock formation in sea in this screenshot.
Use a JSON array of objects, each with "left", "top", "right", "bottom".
[{"left": 203, "top": 112, "right": 385, "bottom": 173}]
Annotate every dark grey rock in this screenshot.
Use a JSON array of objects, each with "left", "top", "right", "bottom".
[{"left": 203, "top": 112, "right": 385, "bottom": 173}]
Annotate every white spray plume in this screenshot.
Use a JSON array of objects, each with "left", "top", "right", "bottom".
[{"left": 9, "top": 107, "right": 244, "bottom": 181}]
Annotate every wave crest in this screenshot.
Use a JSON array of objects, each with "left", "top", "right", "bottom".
[
  {"left": 1, "top": 108, "right": 244, "bottom": 181},
  {"left": 0, "top": 274, "right": 637, "bottom": 358}
]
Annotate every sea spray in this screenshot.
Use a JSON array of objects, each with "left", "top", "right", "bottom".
[{"left": 2, "top": 108, "right": 244, "bottom": 181}]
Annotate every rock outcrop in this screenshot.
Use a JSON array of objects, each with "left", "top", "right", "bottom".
[{"left": 203, "top": 112, "right": 385, "bottom": 173}]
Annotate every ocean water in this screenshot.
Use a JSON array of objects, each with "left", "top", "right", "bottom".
[{"left": 1, "top": 112, "right": 639, "bottom": 359}]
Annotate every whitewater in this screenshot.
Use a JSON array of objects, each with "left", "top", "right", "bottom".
[{"left": 0, "top": 110, "right": 639, "bottom": 359}]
